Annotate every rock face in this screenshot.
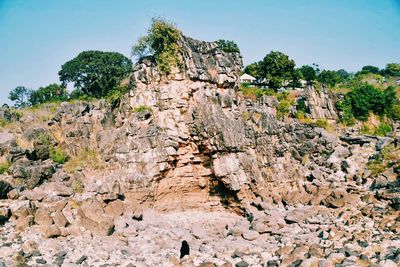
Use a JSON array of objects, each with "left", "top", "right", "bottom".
[
  {"left": 304, "top": 85, "right": 337, "bottom": 119},
  {"left": 0, "top": 34, "right": 398, "bottom": 266}
]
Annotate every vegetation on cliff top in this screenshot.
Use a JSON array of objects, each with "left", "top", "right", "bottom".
[{"left": 132, "top": 18, "right": 183, "bottom": 74}]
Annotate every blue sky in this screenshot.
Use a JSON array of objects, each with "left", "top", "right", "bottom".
[{"left": 0, "top": 0, "right": 399, "bottom": 103}]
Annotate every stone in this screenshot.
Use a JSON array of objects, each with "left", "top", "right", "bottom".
[
  {"left": 304, "top": 86, "right": 337, "bottom": 120},
  {"left": 104, "top": 199, "right": 124, "bottom": 218},
  {"left": 76, "top": 255, "right": 88, "bottom": 264},
  {"left": 242, "top": 230, "right": 260, "bottom": 241},
  {"left": 7, "top": 188, "right": 20, "bottom": 200},
  {"left": 34, "top": 207, "right": 53, "bottom": 225},
  {"left": 16, "top": 215, "right": 34, "bottom": 232},
  {"left": 52, "top": 211, "right": 68, "bottom": 227},
  {"left": 235, "top": 261, "right": 249, "bottom": 267},
  {"left": 327, "top": 253, "right": 345, "bottom": 264},
  {"left": 379, "top": 260, "right": 397, "bottom": 267},
  {"left": 22, "top": 240, "right": 39, "bottom": 255},
  {"left": 42, "top": 225, "right": 61, "bottom": 238},
  {"left": 0, "top": 207, "right": 10, "bottom": 223},
  {"left": 0, "top": 180, "right": 12, "bottom": 199},
  {"left": 36, "top": 258, "right": 47, "bottom": 264},
  {"left": 198, "top": 263, "right": 216, "bottom": 267},
  {"left": 77, "top": 206, "right": 114, "bottom": 236}
]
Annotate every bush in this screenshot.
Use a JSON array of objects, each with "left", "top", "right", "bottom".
[
  {"left": 336, "top": 99, "right": 356, "bottom": 126},
  {"left": 348, "top": 84, "right": 385, "bottom": 120},
  {"left": 0, "top": 160, "right": 10, "bottom": 174},
  {"left": 71, "top": 179, "right": 84, "bottom": 193},
  {"left": 314, "top": 119, "right": 328, "bottom": 129},
  {"left": 375, "top": 122, "right": 393, "bottom": 137},
  {"left": 240, "top": 86, "right": 275, "bottom": 100},
  {"left": 132, "top": 18, "right": 182, "bottom": 74},
  {"left": 276, "top": 91, "right": 295, "bottom": 119},
  {"left": 106, "top": 85, "right": 130, "bottom": 108},
  {"left": 50, "top": 147, "right": 69, "bottom": 164},
  {"left": 296, "top": 98, "right": 309, "bottom": 113},
  {"left": 360, "top": 123, "right": 375, "bottom": 135},
  {"left": 368, "top": 144, "right": 399, "bottom": 176},
  {"left": 133, "top": 105, "right": 153, "bottom": 113},
  {"left": 388, "top": 104, "right": 400, "bottom": 121},
  {"left": 0, "top": 120, "right": 7, "bottom": 128},
  {"left": 295, "top": 111, "right": 313, "bottom": 124}
]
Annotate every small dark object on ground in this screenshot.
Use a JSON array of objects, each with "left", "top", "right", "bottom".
[{"left": 180, "top": 240, "right": 190, "bottom": 259}]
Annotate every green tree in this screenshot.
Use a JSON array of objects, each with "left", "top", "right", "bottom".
[
  {"left": 59, "top": 51, "right": 132, "bottom": 97},
  {"left": 299, "top": 65, "right": 317, "bottom": 85},
  {"left": 30, "top": 84, "right": 68, "bottom": 105},
  {"left": 215, "top": 39, "right": 240, "bottom": 53},
  {"left": 8, "top": 86, "right": 32, "bottom": 108},
  {"left": 383, "top": 86, "right": 397, "bottom": 111},
  {"left": 317, "top": 70, "right": 341, "bottom": 87},
  {"left": 384, "top": 63, "right": 400, "bottom": 76},
  {"left": 259, "top": 51, "right": 296, "bottom": 90},
  {"left": 345, "top": 84, "right": 385, "bottom": 121},
  {"left": 288, "top": 69, "right": 302, "bottom": 88},
  {"left": 244, "top": 62, "right": 262, "bottom": 80},
  {"left": 337, "top": 69, "right": 351, "bottom": 82},
  {"left": 360, "top": 65, "right": 380, "bottom": 75},
  {"left": 132, "top": 18, "right": 182, "bottom": 74}
]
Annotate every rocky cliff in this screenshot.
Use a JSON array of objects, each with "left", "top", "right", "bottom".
[{"left": 0, "top": 35, "right": 399, "bottom": 267}]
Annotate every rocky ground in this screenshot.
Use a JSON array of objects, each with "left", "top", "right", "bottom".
[{"left": 0, "top": 34, "right": 399, "bottom": 266}]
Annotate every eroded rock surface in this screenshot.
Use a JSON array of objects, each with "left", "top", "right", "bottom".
[{"left": 0, "top": 34, "right": 398, "bottom": 266}]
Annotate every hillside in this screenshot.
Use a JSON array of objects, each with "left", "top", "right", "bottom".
[{"left": 0, "top": 34, "right": 399, "bottom": 267}]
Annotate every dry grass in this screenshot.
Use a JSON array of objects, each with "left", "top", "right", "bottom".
[
  {"left": 64, "top": 148, "right": 103, "bottom": 173},
  {"left": 368, "top": 144, "right": 400, "bottom": 176}
]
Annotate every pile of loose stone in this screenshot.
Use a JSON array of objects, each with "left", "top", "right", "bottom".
[{"left": 0, "top": 188, "right": 398, "bottom": 267}]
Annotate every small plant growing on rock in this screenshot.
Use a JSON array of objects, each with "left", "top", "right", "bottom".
[
  {"left": 133, "top": 105, "right": 153, "bottom": 113},
  {"left": 276, "top": 92, "right": 295, "bottom": 119},
  {"left": 71, "top": 179, "right": 84, "bottom": 193},
  {"left": 132, "top": 18, "right": 183, "bottom": 74},
  {"left": 375, "top": 122, "right": 393, "bottom": 137},
  {"left": 0, "top": 160, "right": 10, "bottom": 174},
  {"left": 50, "top": 147, "right": 69, "bottom": 164},
  {"left": 314, "top": 119, "right": 328, "bottom": 129},
  {"left": 368, "top": 144, "right": 400, "bottom": 176},
  {"left": 106, "top": 85, "right": 130, "bottom": 108}
]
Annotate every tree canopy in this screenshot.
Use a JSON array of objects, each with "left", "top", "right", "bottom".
[
  {"left": 258, "top": 51, "right": 297, "bottom": 89},
  {"left": 299, "top": 65, "right": 317, "bottom": 85},
  {"left": 8, "top": 86, "right": 32, "bottom": 108},
  {"left": 341, "top": 84, "right": 387, "bottom": 121},
  {"left": 58, "top": 51, "right": 132, "bottom": 97},
  {"left": 244, "top": 62, "right": 261, "bottom": 80},
  {"left": 30, "top": 84, "right": 68, "bottom": 106},
  {"left": 360, "top": 65, "right": 380, "bottom": 75},
  {"left": 317, "top": 70, "right": 341, "bottom": 87},
  {"left": 384, "top": 63, "right": 400, "bottom": 76},
  {"left": 215, "top": 40, "right": 240, "bottom": 53}
]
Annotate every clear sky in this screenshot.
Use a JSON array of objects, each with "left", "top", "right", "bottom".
[{"left": 0, "top": 0, "right": 399, "bottom": 103}]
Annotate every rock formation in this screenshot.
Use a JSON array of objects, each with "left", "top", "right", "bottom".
[
  {"left": 304, "top": 85, "right": 337, "bottom": 120},
  {"left": 0, "top": 35, "right": 398, "bottom": 266}
]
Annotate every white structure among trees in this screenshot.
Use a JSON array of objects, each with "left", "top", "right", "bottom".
[{"left": 239, "top": 73, "right": 257, "bottom": 84}]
